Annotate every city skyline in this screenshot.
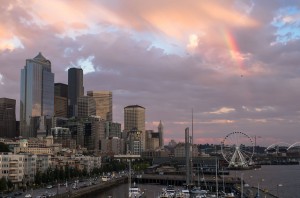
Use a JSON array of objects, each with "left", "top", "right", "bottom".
[{"left": 0, "top": 1, "right": 300, "bottom": 145}]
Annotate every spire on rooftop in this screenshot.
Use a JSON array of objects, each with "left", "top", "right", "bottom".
[{"left": 33, "top": 52, "right": 47, "bottom": 61}]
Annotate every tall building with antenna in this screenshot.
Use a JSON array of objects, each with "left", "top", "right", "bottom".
[{"left": 158, "top": 120, "right": 164, "bottom": 147}]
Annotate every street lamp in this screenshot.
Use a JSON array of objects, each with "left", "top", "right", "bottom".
[
  {"left": 241, "top": 173, "right": 244, "bottom": 198},
  {"left": 257, "top": 178, "right": 264, "bottom": 198},
  {"left": 277, "top": 184, "right": 283, "bottom": 197}
]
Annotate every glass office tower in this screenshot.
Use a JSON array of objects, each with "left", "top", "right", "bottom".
[
  {"left": 20, "top": 52, "right": 54, "bottom": 137},
  {"left": 87, "top": 91, "right": 112, "bottom": 122},
  {"left": 68, "top": 68, "right": 84, "bottom": 117},
  {"left": 0, "top": 98, "right": 16, "bottom": 138}
]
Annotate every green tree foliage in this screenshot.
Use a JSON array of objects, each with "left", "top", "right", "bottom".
[
  {"left": 33, "top": 160, "right": 128, "bottom": 186},
  {"left": 34, "top": 171, "right": 42, "bottom": 185},
  {"left": 0, "top": 143, "right": 9, "bottom": 152},
  {"left": 7, "top": 179, "right": 13, "bottom": 190},
  {"left": 133, "top": 162, "right": 149, "bottom": 172},
  {"left": 59, "top": 166, "right": 65, "bottom": 181},
  {"left": 0, "top": 177, "right": 7, "bottom": 192}
]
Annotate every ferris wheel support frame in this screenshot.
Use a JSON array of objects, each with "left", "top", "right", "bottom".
[{"left": 221, "top": 132, "right": 254, "bottom": 168}]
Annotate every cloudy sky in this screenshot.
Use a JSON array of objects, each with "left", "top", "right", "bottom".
[{"left": 1, "top": 0, "right": 300, "bottom": 146}]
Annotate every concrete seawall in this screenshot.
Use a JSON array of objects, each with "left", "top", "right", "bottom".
[{"left": 54, "top": 176, "right": 128, "bottom": 198}]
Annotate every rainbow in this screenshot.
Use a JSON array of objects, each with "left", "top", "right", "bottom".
[{"left": 222, "top": 30, "right": 246, "bottom": 74}]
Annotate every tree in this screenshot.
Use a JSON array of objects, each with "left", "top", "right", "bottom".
[
  {"left": 0, "top": 177, "right": 7, "bottom": 191},
  {"left": 59, "top": 167, "right": 65, "bottom": 181},
  {"left": 7, "top": 179, "right": 13, "bottom": 191},
  {"left": 34, "top": 171, "right": 42, "bottom": 185},
  {"left": 65, "top": 164, "right": 70, "bottom": 180},
  {"left": 0, "top": 143, "right": 9, "bottom": 152}
]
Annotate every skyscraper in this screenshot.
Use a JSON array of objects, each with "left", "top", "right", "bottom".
[
  {"left": 158, "top": 120, "right": 164, "bottom": 147},
  {"left": 0, "top": 98, "right": 16, "bottom": 138},
  {"left": 77, "top": 96, "right": 96, "bottom": 118},
  {"left": 87, "top": 91, "right": 112, "bottom": 122},
  {"left": 124, "top": 105, "right": 145, "bottom": 151},
  {"left": 55, "top": 83, "right": 68, "bottom": 98},
  {"left": 20, "top": 52, "right": 54, "bottom": 137},
  {"left": 54, "top": 83, "right": 68, "bottom": 118},
  {"left": 68, "top": 68, "right": 84, "bottom": 117}
]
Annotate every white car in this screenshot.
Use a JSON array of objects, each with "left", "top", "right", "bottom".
[
  {"left": 101, "top": 176, "right": 110, "bottom": 182},
  {"left": 25, "top": 194, "right": 32, "bottom": 198},
  {"left": 46, "top": 185, "right": 53, "bottom": 189}
]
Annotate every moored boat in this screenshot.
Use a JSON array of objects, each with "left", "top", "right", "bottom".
[
  {"left": 129, "top": 185, "right": 145, "bottom": 198},
  {"left": 166, "top": 185, "right": 176, "bottom": 197}
]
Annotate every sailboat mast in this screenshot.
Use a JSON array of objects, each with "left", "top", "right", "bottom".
[
  {"left": 216, "top": 158, "right": 219, "bottom": 198},
  {"left": 129, "top": 159, "right": 131, "bottom": 192},
  {"left": 191, "top": 108, "right": 194, "bottom": 185},
  {"left": 185, "top": 128, "right": 190, "bottom": 185}
]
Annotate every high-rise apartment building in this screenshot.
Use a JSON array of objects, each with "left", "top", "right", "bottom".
[
  {"left": 20, "top": 52, "right": 54, "bottom": 137},
  {"left": 124, "top": 105, "right": 145, "bottom": 151},
  {"left": 54, "top": 83, "right": 68, "bottom": 118},
  {"left": 68, "top": 68, "right": 84, "bottom": 117},
  {"left": 87, "top": 91, "right": 112, "bottom": 122},
  {"left": 0, "top": 98, "right": 16, "bottom": 138}
]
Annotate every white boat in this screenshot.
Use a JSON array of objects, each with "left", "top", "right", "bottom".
[
  {"left": 220, "top": 192, "right": 235, "bottom": 198},
  {"left": 129, "top": 186, "right": 145, "bottom": 198},
  {"left": 166, "top": 185, "right": 175, "bottom": 197},
  {"left": 159, "top": 189, "right": 169, "bottom": 198},
  {"left": 128, "top": 159, "right": 144, "bottom": 198},
  {"left": 159, "top": 185, "right": 175, "bottom": 198},
  {"left": 190, "top": 186, "right": 208, "bottom": 195},
  {"left": 181, "top": 189, "right": 190, "bottom": 197},
  {"left": 175, "top": 190, "right": 189, "bottom": 198}
]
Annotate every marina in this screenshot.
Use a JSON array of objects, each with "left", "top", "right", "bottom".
[{"left": 82, "top": 165, "right": 300, "bottom": 198}]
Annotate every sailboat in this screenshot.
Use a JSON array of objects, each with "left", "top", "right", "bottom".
[
  {"left": 190, "top": 164, "right": 208, "bottom": 196},
  {"left": 128, "top": 159, "right": 145, "bottom": 198}
]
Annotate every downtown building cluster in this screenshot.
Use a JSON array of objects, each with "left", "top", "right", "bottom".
[{"left": 0, "top": 53, "right": 164, "bottom": 186}]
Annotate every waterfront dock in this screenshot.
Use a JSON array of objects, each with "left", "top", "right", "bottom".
[
  {"left": 236, "top": 185, "right": 278, "bottom": 198},
  {"left": 133, "top": 173, "right": 238, "bottom": 186}
]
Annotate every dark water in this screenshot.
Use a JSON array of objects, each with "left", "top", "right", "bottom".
[
  {"left": 89, "top": 165, "right": 300, "bottom": 198},
  {"left": 230, "top": 165, "right": 300, "bottom": 198},
  {"left": 87, "top": 183, "right": 169, "bottom": 198}
]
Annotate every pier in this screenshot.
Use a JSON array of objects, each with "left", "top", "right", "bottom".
[{"left": 132, "top": 174, "right": 238, "bottom": 186}]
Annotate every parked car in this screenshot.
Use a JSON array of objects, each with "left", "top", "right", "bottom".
[
  {"left": 101, "top": 176, "right": 110, "bottom": 182},
  {"left": 14, "top": 192, "right": 22, "bottom": 196},
  {"left": 46, "top": 185, "right": 53, "bottom": 189}
]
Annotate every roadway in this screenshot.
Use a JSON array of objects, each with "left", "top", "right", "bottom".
[{"left": 5, "top": 174, "right": 126, "bottom": 198}]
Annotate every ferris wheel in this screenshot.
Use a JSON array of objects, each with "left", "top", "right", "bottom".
[{"left": 221, "top": 132, "right": 254, "bottom": 168}]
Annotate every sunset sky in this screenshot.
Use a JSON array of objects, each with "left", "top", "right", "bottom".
[{"left": 1, "top": 0, "right": 300, "bottom": 146}]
